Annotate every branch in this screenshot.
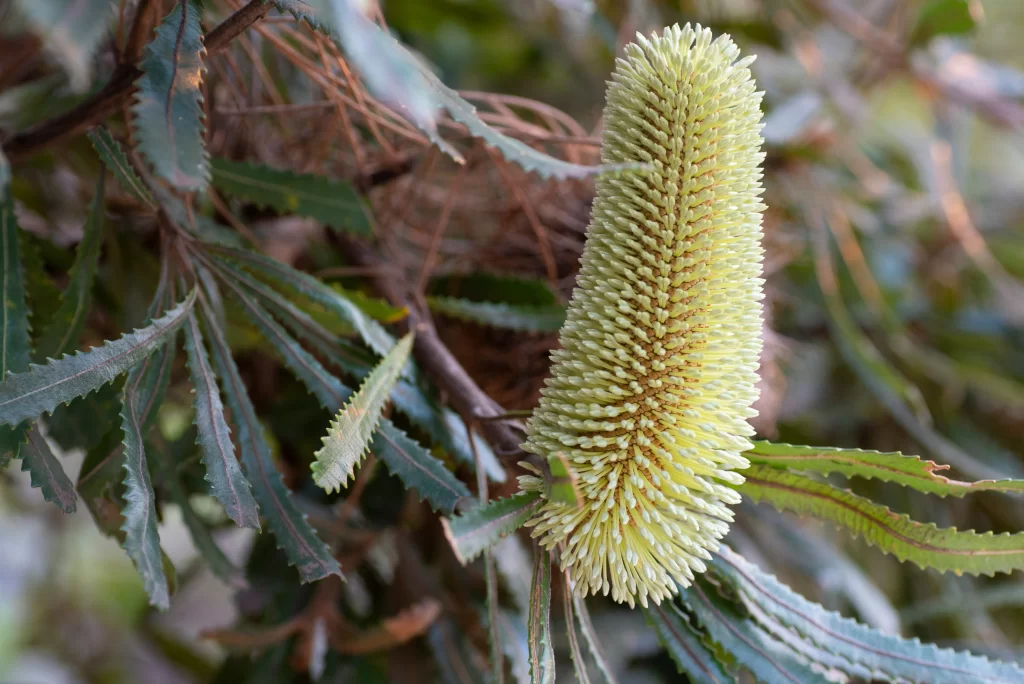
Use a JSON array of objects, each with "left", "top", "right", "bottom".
[{"left": 1, "top": 0, "right": 274, "bottom": 164}]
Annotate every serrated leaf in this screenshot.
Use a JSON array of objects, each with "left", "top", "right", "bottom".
[
  {"left": 681, "top": 584, "right": 829, "bottom": 683},
  {"left": 88, "top": 127, "right": 155, "bottom": 207},
  {"left": 572, "top": 595, "right": 618, "bottom": 684},
  {"left": 132, "top": 0, "right": 209, "bottom": 191},
  {"left": 645, "top": 604, "right": 730, "bottom": 684},
  {"left": 442, "top": 492, "right": 542, "bottom": 564},
  {"left": 76, "top": 427, "right": 128, "bottom": 535},
  {"left": 15, "top": 0, "right": 114, "bottom": 91},
  {"left": 0, "top": 195, "right": 32, "bottom": 466},
  {"left": 279, "top": 0, "right": 639, "bottom": 179},
  {"left": 207, "top": 244, "right": 396, "bottom": 358},
  {"left": 183, "top": 310, "right": 260, "bottom": 529},
  {"left": 711, "top": 545, "right": 1024, "bottom": 683},
  {"left": 527, "top": 548, "right": 555, "bottom": 684},
  {"left": 748, "top": 441, "right": 1024, "bottom": 497},
  {"left": 210, "top": 158, "right": 371, "bottom": 235},
  {"left": 0, "top": 289, "right": 196, "bottom": 427},
  {"left": 427, "top": 297, "right": 566, "bottom": 334},
  {"left": 35, "top": 174, "right": 105, "bottom": 361},
  {"left": 740, "top": 464, "right": 1024, "bottom": 576},
  {"left": 311, "top": 333, "right": 414, "bottom": 492},
  {"left": 197, "top": 290, "right": 342, "bottom": 583},
  {"left": 20, "top": 426, "right": 76, "bottom": 513},
  {"left": 371, "top": 419, "right": 469, "bottom": 514}
]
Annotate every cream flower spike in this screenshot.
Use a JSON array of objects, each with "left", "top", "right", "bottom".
[{"left": 517, "top": 23, "right": 766, "bottom": 608}]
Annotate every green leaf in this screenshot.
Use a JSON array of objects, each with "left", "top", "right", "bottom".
[
  {"left": 207, "top": 244, "right": 396, "bottom": 358},
  {"left": 210, "top": 158, "right": 371, "bottom": 235},
  {"left": 183, "top": 310, "right": 260, "bottom": 529},
  {"left": 15, "top": 0, "right": 114, "bottom": 91},
  {"left": 0, "top": 195, "right": 32, "bottom": 466},
  {"left": 681, "top": 583, "right": 830, "bottom": 684},
  {"left": 87, "top": 127, "right": 155, "bottom": 207},
  {"left": 739, "top": 464, "right": 1024, "bottom": 576},
  {"left": 546, "top": 451, "right": 582, "bottom": 508},
  {"left": 0, "top": 150, "right": 8, "bottom": 196},
  {"left": 0, "top": 289, "right": 196, "bottom": 427},
  {"left": 371, "top": 419, "right": 469, "bottom": 514},
  {"left": 20, "top": 426, "right": 76, "bottom": 513},
  {"left": 132, "top": 0, "right": 209, "bottom": 191},
  {"left": 428, "top": 272, "right": 558, "bottom": 306},
  {"left": 527, "top": 548, "right": 555, "bottom": 684},
  {"left": 912, "top": 0, "right": 977, "bottom": 45},
  {"left": 645, "top": 604, "right": 731, "bottom": 684},
  {"left": 279, "top": 1, "right": 639, "bottom": 179},
  {"left": 748, "top": 441, "right": 1024, "bottom": 497},
  {"left": 426, "top": 297, "right": 566, "bottom": 334},
  {"left": 35, "top": 174, "right": 105, "bottom": 361},
  {"left": 571, "top": 595, "right": 618, "bottom": 684},
  {"left": 563, "top": 582, "right": 591, "bottom": 684},
  {"left": 20, "top": 234, "right": 62, "bottom": 335},
  {"left": 197, "top": 290, "right": 342, "bottom": 583},
  {"left": 711, "top": 545, "right": 1024, "bottom": 683},
  {"left": 311, "top": 333, "right": 414, "bottom": 492},
  {"left": 46, "top": 383, "right": 122, "bottom": 452},
  {"left": 330, "top": 284, "right": 407, "bottom": 323},
  {"left": 485, "top": 550, "right": 505, "bottom": 684},
  {"left": 76, "top": 428, "right": 128, "bottom": 535},
  {"left": 442, "top": 492, "right": 542, "bottom": 564}
]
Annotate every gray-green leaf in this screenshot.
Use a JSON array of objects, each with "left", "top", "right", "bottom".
[
  {"left": 88, "top": 127, "right": 155, "bottom": 207},
  {"left": 427, "top": 297, "right": 566, "bottom": 334},
  {"left": 0, "top": 195, "right": 32, "bottom": 466},
  {"left": 371, "top": 418, "right": 470, "bottom": 514},
  {"left": 528, "top": 548, "right": 555, "bottom": 684},
  {"left": 442, "top": 492, "right": 542, "bottom": 564},
  {"left": 21, "top": 426, "right": 76, "bottom": 513}
]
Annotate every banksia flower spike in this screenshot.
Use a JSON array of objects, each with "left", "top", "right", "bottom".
[{"left": 518, "top": 24, "right": 766, "bottom": 608}]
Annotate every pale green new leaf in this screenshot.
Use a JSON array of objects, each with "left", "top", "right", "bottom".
[
  {"left": 748, "top": 441, "right": 1024, "bottom": 497},
  {"left": 372, "top": 419, "right": 470, "bottom": 514},
  {"left": 0, "top": 195, "right": 32, "bottom": 466},
  {"left": 15, "top": 0, "right": 114, "bottom": 91},
  {"left": 740, "top": 465, "right": 1024, "bottom": 576},
  {"left": 710, "top": 545, "right": 1024, "bottom": 683},
  {"left": 132, "top": 0, "right": 209, "bottom": 191},
  {"left": 645, "top": 604, "right": 730, "bottom": 684},
  {"left": 442, "top": 492, "right": 542, "bottom": 564},
  {"left": 528, "top": 548, "right": 555, "bottom": 684},
  {"left": 21, "top": 426, "right": 76, "bottom": 513},
  {"left": 198, "top": 291, "right": 342, "bottom": 583},
  {"left": 183, "top": 310, "right": 260, "bottom": 529},
  {"left": 0, "top": 289, "right": 196, "bottom": 427},
  {"left": 312, "top": 333, "right": 414, "bottom": 492},
  {"left": 87, "top": 127, "right": 155, "bottom": 207},
  {"left": 210, "top": 158, "right": 371, "bottom": 235},
  {"left": 35, "top": 174, "right": 105, "bottom": 361},
  {"left": 427, "top": 296, "right": 566, "bottom": 333}
]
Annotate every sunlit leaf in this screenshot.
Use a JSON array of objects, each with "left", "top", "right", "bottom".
[
  {"left": 911, "top": 0, "right": 977, "bottom": 45},
  {"left": 442, "top": 492, "right": 542, "bottom": 564}
]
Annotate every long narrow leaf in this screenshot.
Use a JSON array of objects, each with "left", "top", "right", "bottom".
[
  {"left": 21, "top": 426, "right": 76, "bottom": 513},
  {"left": 486, "top": 549, "right": 505, "bottom": 684},
  {"left": 572, "top": 596, "right": 619, "bottom": 684},
  {"left": 563, "top": 581, "right": 591, "bottom": 684},
  {"left": 442, "top": 492, "right": 542, "bottom": 564},
  {"left": 0, "top": 195, "right": 32, "bottom": 465},
  {"left": 197, "top": 290, "right": 342, "bottom": 583},
  {"left": 740, "top": 464, "right": 1024, "bottom": 576},
  {"left": 0, "top": 289, "right": 196, "bottom": 427},
  {"left": 427, "top": 297, "right": 566, "bottom": 333},
  {"left": 210, "top": 158, "right": 371, "bottom": 235},
  {"left": 35, "top": 174, "right": 105, "bottom": 361},
  {"left": 183, "top": 310, "right": 260, "bottom": 529},
  {"left": 711, "top": 546, "right": 1024, "bottom": 683},
  {"left": 372, "top": 419, "right": 470, "bottom": 514},
  {"left": 748, "top": 441, "right": 1024, "bottom": 497},
  {"left": 645, "top": 604, "right": 730, "bottom": 684},
  {"left": 132, "top": 0, "right": 209, "bottom": 190},
  {"left": 88, "top": 127, "right": 155, "bottom": 207},
  {"left": 527, "top": 548, "right": 555, "bottom": 684},
  {"left": 312, "top": 333, "right": 414, "bottom": 492}
]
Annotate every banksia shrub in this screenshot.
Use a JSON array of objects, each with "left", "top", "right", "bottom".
[{"left": 518, "top": 24, "right": 766, "bottom": 608}]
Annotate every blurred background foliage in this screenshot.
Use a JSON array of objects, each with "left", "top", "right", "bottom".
[{"left": 2, "top": 0, "right": 1024, "bottom": 682}]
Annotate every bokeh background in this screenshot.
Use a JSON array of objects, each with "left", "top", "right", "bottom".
[{"left": 2, "top": 0, "right": 1024, "bottom": 682}]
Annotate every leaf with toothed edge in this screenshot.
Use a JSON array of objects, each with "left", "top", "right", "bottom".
[
  {"left": 710, "top": 545, "right": 1024, "bottom": 683},
  {"left": 0, "top": 195, "right": 32, "bottom": 467},
  {"left": 206, "top": 244, "right": 396, "bottom": 359},
  {"left": 21, "top": 426, "right": 76, "bottom": 513},
  {"left": 527, "top": 548, "right": 555, "bottom": 684},
  {"left": 645, "top": 603, "right": 731, "bottom": 684},
  {"left": 740, "top": 464, "right": 1024, "bottom": 576},
  {"left": 372, "top": 418, "right": 470, "bottom": 515},
  {"left": 197, "top": 290, "right": 342, "bottom": 583},
  {"left": 0, "top": 289, "right": 196, "bottom": 428},
  {"left": 210, "top": 157, "right": 371, "bottom": 235},
  {"left": 132, "top": 0, "right": 209, "bottom": 191},
  {"left": 35, "top": 174, "right": 106, "bottom": 362},
  {"left": 87, "top": 128, "right": 155, "bottom": 207},
  {"left": 442, "top": 492, "right": 542, "bottom": 564},
  {"left": 311, "top": 333, "right": 414, "bottom": 493},
  {"left": 748, "top": 441, "right": 1024, "bottom": 498},
  {"left": 183, "top": 310, "right": 260, "bottom": 529}
]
